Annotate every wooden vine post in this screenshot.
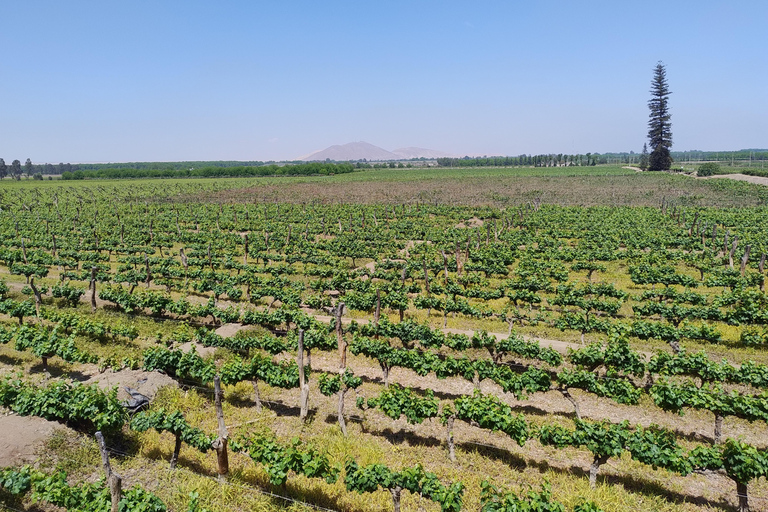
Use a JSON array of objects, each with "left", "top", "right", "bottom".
[
  {"left": 298, "top": 329, "right": 309, "bottom": 422},
  {"left": 212, "top": 375, "right": 229, "bottom": 481},
  {"left": 179, "top": 248, "right": 189, "bottom": 286},
  {"left": 740, "top": 245, "right": 751, "bottom": 276},
  {"left": 335, "top": 302, "right": 347, "bottom": 435},
  {"left": 144, "top": 255, "right": 151, "bottom": 288},
  {"left": 29, "top": 277, "right": 42, "bottom": 318},
  {"left": 728, "top": 236, "right": 738, "bottom": 269},
  {"left": 336, "top": 301, "right": 346, "bottom": 368},
  {"left": 95, "top": 431, "right": 122, "bottom": 512},
  {"left": 90, "top": 266, "right": 98, "bottom": 313},
  {"left": 441, "top": 250, "right": 449, "bottom": 285}
]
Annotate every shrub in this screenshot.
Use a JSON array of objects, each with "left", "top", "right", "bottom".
[
  {"left": 740, "top": 327, "right": 768, "bottom": 346},
  {"left": 697, "top": 162, "right": 721, "bottom": 177},
  {"left": 51, "top": 282, "right": 85, "bottom": 306}
]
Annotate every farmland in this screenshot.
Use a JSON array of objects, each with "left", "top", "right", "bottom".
[{"left": 1, "top": 166, "right": 768, "bottom": 512}]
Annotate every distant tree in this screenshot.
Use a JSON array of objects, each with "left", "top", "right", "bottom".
[
  {"left": 638, "top": 143, "right": 649, "bottom": 171},
  {"left": 24, "top": 158, "right": 33, "bottom": 179},
  {"left": 0, "top": 159, "right": 6, "bottom": 179},
  {"left": 10, "top": 160, "right": 22, "bottom": 180},
  {"left": 647, "top": 62, "right": 673, "bottom": 171}
]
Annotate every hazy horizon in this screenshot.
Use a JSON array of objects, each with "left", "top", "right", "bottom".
[{"left": 2, "top": 1, "right": 766, "bottom": 164}]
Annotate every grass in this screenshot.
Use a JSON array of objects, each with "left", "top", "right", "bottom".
[
  {"left": 4, "top": 165, "right": 768, "bottom": 208},
  {"left": 202, "top": 166, "right": 768, "bottom": 207}
]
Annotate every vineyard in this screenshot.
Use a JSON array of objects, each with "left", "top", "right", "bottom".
[{"left": 1, "top": 169, "right": 768, "bottom": 512}]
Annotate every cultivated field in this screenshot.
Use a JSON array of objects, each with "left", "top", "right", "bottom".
[{"left": 1, "top": 167, "right": 767, "bottom": 512}]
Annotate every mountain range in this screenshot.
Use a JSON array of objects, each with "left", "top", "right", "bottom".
[{"left": 299, "top": 141, "right": 454, "bottom": 162}]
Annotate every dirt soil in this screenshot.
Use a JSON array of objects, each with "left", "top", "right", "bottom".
[
  {"left": 177, "top": 341, "right": 216, "bottom": 357},
  {"left": 80, "top": 368, "right": 177, "bottom": 404},
  {"left": 454, "top": 216, "right": 484, "bottom": 228},
  {"left": 0, "top": 414, "right": 68, "bottom": 467},
  {"left": 214, "top": 322, "right": 246, "bottom": 338}
]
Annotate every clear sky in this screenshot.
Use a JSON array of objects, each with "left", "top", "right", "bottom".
[{"left": 2, "top": 1, "right": 766, "bottom": 163}]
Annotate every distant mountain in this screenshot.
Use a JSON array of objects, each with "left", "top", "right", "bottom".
[
  {"left": 391, "top": 147, "right": 454, "bottom": 159},
  {"left": 300, "top": 142, "right": 453, "bottom": 161}
]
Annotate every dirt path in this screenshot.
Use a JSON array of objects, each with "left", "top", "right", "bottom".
[{"left": 705, "top": 173, "right": 768, "bottom": 186}]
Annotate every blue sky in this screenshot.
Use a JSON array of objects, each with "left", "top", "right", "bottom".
[{"left": 2, "top": 1, "right": 766, "bottom": 163}]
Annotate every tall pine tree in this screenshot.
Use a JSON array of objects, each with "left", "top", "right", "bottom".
[{"left": 647, "top": 62, "right": 672, "bottom": 171}]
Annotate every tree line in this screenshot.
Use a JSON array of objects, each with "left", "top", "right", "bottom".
[
  {"left": 0, "top": 158, "right": 37, "bottom": 180},
  {"left": 436, "top": 153, "right": 605, "bottom": 168},
  {"left": 60, "top": 162, "right": 355, "bottom": 180}
]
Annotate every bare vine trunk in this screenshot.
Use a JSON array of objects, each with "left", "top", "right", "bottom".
[
  {"left": 212, "top": 375, "right": 229, "bottom": 481},
  {"left": 737, "top": 481, "right": 749, "bottom": 512},
  {"left": 714, "top": 413, "right": 723, "bottom": 444},
  {"left": 559, "top": 387, "right": 581, "bottom": 420},
  {"left": 390, "top": 486, "right": 402, "bottom": 512},
  {"left": 446, "top": 415, "right": 456, "bottom": 462},
  {"left": 337, "top": 388, "right": 347, "bottom": 435},
  {"left": 90, "top": 267, "right": 98, "bottom": 313},
  {"left": 170, "top": 434, "right": 182, "bottom": 469},
  {"left": 589, "top": 454, "right": 608, "bottom": 488}
]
